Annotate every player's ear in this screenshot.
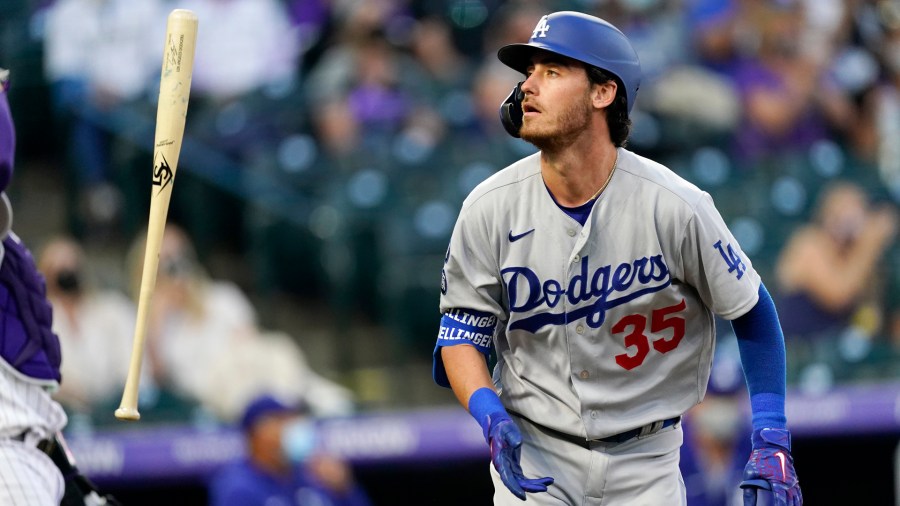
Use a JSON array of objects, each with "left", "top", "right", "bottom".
[{"left": 591, "top": 80, "right": 616, "bottom": 110}]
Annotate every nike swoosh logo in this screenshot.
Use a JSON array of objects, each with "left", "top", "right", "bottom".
[
  {"left": 776, "top": 451, "right": 786, "bottom": 479},
  {"left": 508, "top": 229, "right": 535, "bottom": 242}
]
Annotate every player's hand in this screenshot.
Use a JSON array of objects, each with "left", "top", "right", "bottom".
[
  {"left": 488, "top": 418, "right": 554, "bottom": 501},
  {"left": 740, "top": 428, "right": 802, "bottom": 506}
]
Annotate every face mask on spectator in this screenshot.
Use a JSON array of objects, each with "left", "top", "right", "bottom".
[
  {"left": 56, "top": 269, "right": 82, "bottom": 295},
  {"left": 281, "top": 418, "right": 318, "bottom": 463}
]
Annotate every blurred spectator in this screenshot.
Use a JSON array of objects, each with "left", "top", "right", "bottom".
[
  {"left": 636, "top": 0, "right": 741, "bottom": 143},
  {"left": 304, "top": 3, "right": 417, "bottom": 151},
  {"left": 43, "top": 0, "right": 167, "bottom": 237},
  {"left": 130, "top": 224, "right": 354, "bottom": 421},
  {"left": 182, "top": 0, "right": 298, "bottom": 102},
  {"left": 37, "top": 235, "right": 135, "bottom": 416},
  {"left": 434, "top": 60, "right": 535, "bottom": 185},
  {"left": 312, "top": 97, "right": 364, "bottom": 172},
  {"left": 284, "top": 0, "right": 335, "bottom": 74},
  {"left": 204, "top": 326, "right": 357, "bottom": 423},
  {"left": 848, "top": 14, "right": 900, "bottom": 192},
  {"left": 606, "top": 0, "right": 691, "bottom": 85},
  {"left": 686, "top": 0, "right": 740, "bottom": 74},
  {"left": 775, "top": 182, "right": 897, "bottom": 342},
  {"left": 730, "top": 2, "right": 853, "bottom": 162},
  {"left": 406, "top": 16, "right": 475, "bottom": 112},
  {"left": 481, "top": 3, "right": 545, "bottom": 62},
  {"left": 208, "top": 394, "right": 370, "bottom": 506},
  {"left": 180, "top": 0, "right": 300, "bottom": 161}
]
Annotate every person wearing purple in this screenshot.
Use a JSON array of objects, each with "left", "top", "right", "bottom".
[
  {"left": 209, "top": 394, "right": 371, "bottom": 506},
  {"left": 0, "top": 66, "right": 70, "bottom": 506},
  {"left": 0, "top": 68, "right": 120, "bottom": 506}
]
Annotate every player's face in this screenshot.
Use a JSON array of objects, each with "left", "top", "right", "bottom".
[{"left": 518, "top": 53, "right": 593, "bottom": 150}]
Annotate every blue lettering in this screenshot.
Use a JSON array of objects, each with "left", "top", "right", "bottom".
[
  {"left": 566, "top": 257, "right": 591, "bottom": 305},
  {"left": 447, "top": 311, "right": 496, "bottom": 328},
  {"left": 651, "top": 255, "right": 668, "bottom": 281},
  {"left": 713, "top": 240, "right": 745, "bottom": 280},
  {"left": 612, "top": 262, "right": 635, "bottom": 291},
  {"left": 504, "top": 254, "right": 671, "bottom": 333},
  {"left": 502, "top": 266, "right": 546, "bottom": 312},
  {"left": 590, "top": 264, "right": 611, "bottom": 299},
  {"left": 634, "top": 257, "right": 650, "bottom": 283},
  {"left": 543, "top": 279, "right": 563, "bottom": 308}
]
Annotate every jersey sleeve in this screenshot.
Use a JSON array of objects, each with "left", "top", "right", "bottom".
[
  {"left": 433, "top": 204, "right": 504, "bottom": 387},
  {"left": 440, "top": 205, "right": 504, "bottom": 315},
  {"left": 679, "top": 193, "right": 761, "bottom": 320}
]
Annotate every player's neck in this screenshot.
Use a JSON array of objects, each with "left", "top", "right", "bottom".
[{"left": 541, "top": 142, "right": 618, "bottom": 207}]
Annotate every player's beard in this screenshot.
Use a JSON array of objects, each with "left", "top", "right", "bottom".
[{"left": 520, "top": 92, "right": 592, "bottom": 153}]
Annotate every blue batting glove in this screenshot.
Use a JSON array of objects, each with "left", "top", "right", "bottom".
[
  {"left": 488, "top": 417, "right": 555, "bottom": 501},
  {"left": 740, "top": 428, "right": 802, "bottom": 506},
  {"left": 468, "top": 388, "right": 554, "bottom": 501}
]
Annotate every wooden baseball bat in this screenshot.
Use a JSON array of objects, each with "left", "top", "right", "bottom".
[{"left": 116, "top": 9, "right": 198, "bottom": 421}]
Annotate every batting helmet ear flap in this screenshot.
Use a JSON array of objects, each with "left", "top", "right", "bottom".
[{"left": 499, "top": 81, "right": 525, "bottom": 138}]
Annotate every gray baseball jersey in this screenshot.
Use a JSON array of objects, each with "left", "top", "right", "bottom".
[{"left": 435, "top": 147, "right": 760, "bottom": 440}]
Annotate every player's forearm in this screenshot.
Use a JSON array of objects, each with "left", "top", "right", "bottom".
[
  {"left": 732, "top": 284, "right": 788, "bottom": 430},
  {"left": 440, "top": 344, "right": 494, "bottom": 410}
]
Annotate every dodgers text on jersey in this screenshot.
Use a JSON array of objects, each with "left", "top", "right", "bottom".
[{"left": 502, "top": 254, "right": 671, "bottom": 333}]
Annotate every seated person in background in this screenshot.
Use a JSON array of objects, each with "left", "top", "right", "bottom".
[
  {"left": 131, "top": 223, "right": 258, "bottom": 409},
  {"left": 38, "top": 236, "right": 135, "bottom": 417},
  {"left": 209, "top": 394, "right": 370, "bottom": 506},
  {"left": 776, "top": 182, "right": 897, "bottom": 340},
  {"left": 131, "top": 224, "right": 354, "bottom": 421},
  {"left": 43, "top": 0, "right": 167, "bottom": 236}
]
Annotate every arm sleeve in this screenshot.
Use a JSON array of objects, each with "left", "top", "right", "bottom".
[{"left": 731, "top": 283, "right": 787, "bottom": 431}]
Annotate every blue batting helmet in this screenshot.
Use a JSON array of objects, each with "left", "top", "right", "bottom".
[{"left": 497, "top": 11, "right": 642, "bottom": 114}]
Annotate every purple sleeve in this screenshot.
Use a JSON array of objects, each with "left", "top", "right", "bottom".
[{"left": 0, "top": 88, "right": 14, "bottom": 193}]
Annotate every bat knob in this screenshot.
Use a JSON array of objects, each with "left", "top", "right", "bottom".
[{"left": 115, "top": 407, "right": 141, "bottom": 421}]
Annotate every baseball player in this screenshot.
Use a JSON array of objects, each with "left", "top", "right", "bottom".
[
  {"left": 0, "top": 68, "right": 119, "bottom": 506},
  {"left": 432, "top": 11, "right": 802, "bottom": 506}
]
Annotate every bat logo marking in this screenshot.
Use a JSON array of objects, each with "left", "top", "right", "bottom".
[{"left": 152, "top": 152, "right": 174, "bottom": 194}]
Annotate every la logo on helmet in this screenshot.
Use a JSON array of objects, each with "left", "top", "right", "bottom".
[{"left": 532, "top": 16, "right": 550, "bottom": 38}]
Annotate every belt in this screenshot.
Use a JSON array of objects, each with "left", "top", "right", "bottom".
[
  {"left": 538, "top": 417, "right": 681, "bottom": 449},
  {"left": 596, "top": 417, "right": 680, "bottom": 444}
]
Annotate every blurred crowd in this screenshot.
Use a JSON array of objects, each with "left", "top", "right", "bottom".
[
  {"left": 39, "top": 225, "right": 355, "bottom": 429},
  {"left": 0, "top": 0, "right": 897, "bottom": 458}
]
